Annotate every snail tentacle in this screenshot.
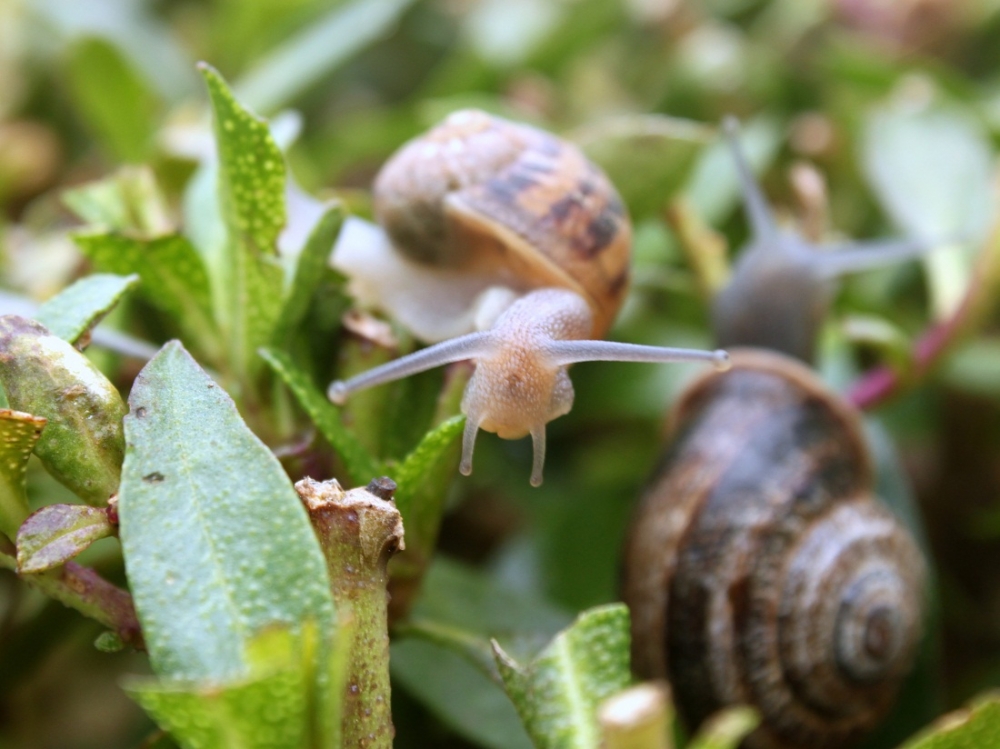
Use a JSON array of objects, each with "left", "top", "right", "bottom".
[
  {"left": 812, "top": 237, "right": 932, "bottom": 278},
  {"left": 328, "top": 331, "right": 494, "bottom": 404},
  {"left": 546, "top": 339, "right": 731, "bottom": 370},
  {"left": 723, "top": 115, "right": 779, "bottom": 244}
]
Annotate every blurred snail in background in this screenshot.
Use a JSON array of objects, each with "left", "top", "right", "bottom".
[
  {"left": 711, "top": 117, "right": 930, "bottom": 364},
  {"left": 622, "top": 119, "right": 930, "bottom": 748},
  {"left": 328, "top": 109, "right": 729, "bottom": 486}
]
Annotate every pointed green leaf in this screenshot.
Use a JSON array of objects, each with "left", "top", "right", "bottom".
[
  {"left": 900, "top": 695, "right": 1000, "bottom": 749},
  {"left": 234, "top": 0, "right": 420, "bottom": 115},
  {"left": 686, "top": 707, "right": 759, "bottom": 749},
  {"left": 493, "top": 603, "right": 632, "bottom": 749},
  {"left": 75, "top": 233, "right": 219, "bottom": 358},
  {"left": 272, "top": 203, "right": 344, "bottom": 347},
  {"left": 199, "top": 63, "right": 286, "bottom": 380},
  {"left": 201, "top": 63, "right": 285, "bottom": 255},
  {"left": 0, "top": 409, "right": 46, "bottom": 540},
  {"left": 35, "top": 273, "right": 140, "bottom": 345},
  {"left": 258, "top": 347, "right": 380, "bottom": 484},
  {"left": 16, "top": 504, "right": 114, "bottom": 573},
  {"left": 62, "top": 166, "right": 172, "bottom": 235},
  {"left": 119, "top": 341, "right": 334, "bottom": 681},
  {"left": 64, "top": 36, "right": 159, "bottom": 162},
  {"left": 390, "top": 414, "right": 464, "bottom": 553},
  {"left": 0, "top": 316, "right": 126, "bottom": 506}
]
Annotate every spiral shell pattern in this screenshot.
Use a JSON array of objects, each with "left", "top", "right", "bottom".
[{"left": 622, "top": 350, "right": 925, "bottom": 749}]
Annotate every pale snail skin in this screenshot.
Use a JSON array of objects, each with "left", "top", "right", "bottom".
[
  {"left": 622, "top": 120, "right": 931, "bottom": 748},
  {"left": 328, "top": 109, "right": 729, "bottom": 486}
]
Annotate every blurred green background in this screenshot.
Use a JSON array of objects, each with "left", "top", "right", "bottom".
[{"left": 2, "top": 0, "right": 1000, "bottom": 747}]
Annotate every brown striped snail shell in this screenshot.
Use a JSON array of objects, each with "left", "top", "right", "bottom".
[
  {"left": 329, "top": 110, "right": 729, "bottom": 486},
  {"left": 371, "top": 108, "right": 633, "bottom": 339},
  {"left": 622, "top": 349, "right": 925, "bottom": 749}
]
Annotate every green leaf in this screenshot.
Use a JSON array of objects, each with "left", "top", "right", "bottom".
[
  {"left": 493, "top": 603, "right": 632, "bottom": 749},
  {"left": 862, "top": 106, "right": 995, "bottom": 317},
  {"left": 16, "top": 504, "right": 114, "bottom": 573},
  {"left": 258, "top": 347, "right": 381, "bottom": 484},
  {"left": 64, "top": 36, "right": 160, "bottom": 162},
  {"left": 75, "top": 233, "right": 219, "bottom": 358},
  {"left": 577, "top": 116, "right": 711, "bottom": 220},
  {"left": 0, "top": 316, "right": 126, "bottom": 506},
  {"left": 393, "top": 639, "right": 534, "bottom": 749},
  {"left": 234, "top": 0, "right": 420, "bottom": 115},
  {"left": 34, "top": 273, "right": 139, "bottom": 345},
  {"left": 0, "top": 409, "right": 46, "bottom": 540},
  {"left": 130, "top": 617, "right": 353, "bottom": 749},
  {"left": 390, "top": 414, "right": 464, "bottom": 552},
  {"left": 128, "top": 660, "right": 310, "bottom": 749},
  {"left": 686, "top": 707, "right": 759, "bottom": 749},
  {"left": 413, "top": 558, "right": 570, "bottom": 639},
  {"left": 199, "top": 63, "right": 286, "bottom": 381},
  {"left": 271, "top": 204, "right": 344, "bottom": 347},
  {"left": 119, "top": 341, "right": 334, "bottom": 681},
  {"left": 899, "top": 695, "right": 1000, "bottom": 749},
  {"left": 392, "top": 559, "right": 570, "bottom": 749},
  {"left": 62, "top": 166, "right": 172, "bottom": 236}
]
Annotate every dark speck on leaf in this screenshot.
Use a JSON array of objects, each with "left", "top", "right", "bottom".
[
  {"left": 135, "top": 407, "right": 147, "bottom": 418},
  {"left": 143, "top": 472, "right": 165, "bottom": 483}
]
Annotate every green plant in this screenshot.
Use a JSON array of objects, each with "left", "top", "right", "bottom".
[{"left": 4, "top": 2, "right": 1000, "bottom": 748}]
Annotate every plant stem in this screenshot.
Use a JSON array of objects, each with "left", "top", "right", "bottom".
[
  {"left": 1, "top": 559, "right": 144, "bottom": 649},
  {"left": 296, "top": 476, "right": 404, "bottom": 749}
]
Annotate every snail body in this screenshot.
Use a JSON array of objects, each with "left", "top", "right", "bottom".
[
  {"left": 329, "top": 109, "right": 728, "bottom": 486},
  {"left": 711, "top": 117, "right": 930, "bottom": 363},
  {"left": 623, "top": 119, "right": 933, "bottom": 747},
  {"left": 623, "top": 350, "right": 925, "bottom": 749}
]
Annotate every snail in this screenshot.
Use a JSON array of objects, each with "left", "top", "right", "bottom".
[
  {"left": 711, "top": 117, "right": 929, "bottom": 363},
  {"left": 328, "top": 109, "right": 729, "bottom": 486},
  {"left": 622, "top": 119, "right": 930, "bottom": 748}
]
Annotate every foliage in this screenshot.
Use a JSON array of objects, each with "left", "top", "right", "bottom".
[{"left": 2, "top": 1, "right": 1000, "bottom": 748}]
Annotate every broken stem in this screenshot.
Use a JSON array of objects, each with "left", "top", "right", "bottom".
[{"left": 296, "top": 477, "right": 404, "bottom": 749}]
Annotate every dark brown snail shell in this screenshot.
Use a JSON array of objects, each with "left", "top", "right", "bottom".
[{"left": 622, "top": 349, "right": 925, "bottom": 749}]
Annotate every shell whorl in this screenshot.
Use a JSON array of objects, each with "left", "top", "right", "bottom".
[
  {"left": 372, "top": 109, "right": 632, "bottom": 337},
  {"left": 622, "top": 350, "right": 925, "bottom": 749}
]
